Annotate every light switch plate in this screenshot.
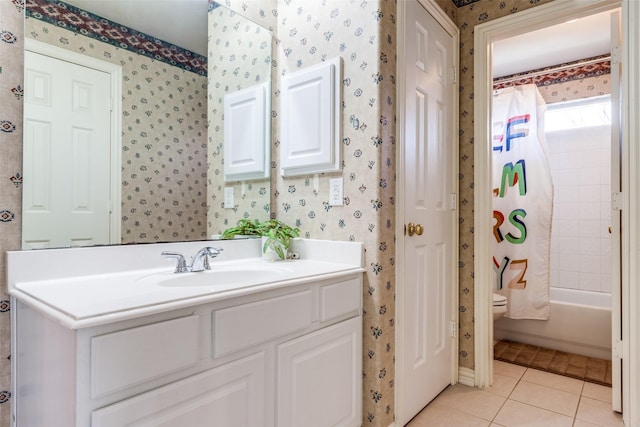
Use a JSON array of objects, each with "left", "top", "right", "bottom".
[
  {"left": 224, "top": 187, "right": 234, "bottom": 208},
  {"left": 329, "top": 178, "right": 343, "bottom": 206}
]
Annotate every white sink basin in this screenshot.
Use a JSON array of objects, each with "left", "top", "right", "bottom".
[{"left": 140, "top": 263, "right": 295, "bottom": 288}]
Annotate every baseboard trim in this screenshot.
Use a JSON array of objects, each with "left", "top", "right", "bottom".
[{"left": 458, "top": 366, "right": 475, "bottom": 386}]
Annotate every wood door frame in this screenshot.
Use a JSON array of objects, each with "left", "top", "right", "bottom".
[
  {"left": 473, "top": 1, "right": 640, "bottom": 425},
  {"left": 24, "top": 38, "right": 122, "bottom": 244},
  {"left": 395, "top": 0, "right": 460, "bottom": 424}
]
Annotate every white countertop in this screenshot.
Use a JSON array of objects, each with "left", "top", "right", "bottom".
[{"left": 8, "top": 239, "right": 364, "bottom": 329}]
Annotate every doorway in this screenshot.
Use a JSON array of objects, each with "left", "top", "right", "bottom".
[{"left": 473, "top": 0, "right": 624, "bottom": 419}]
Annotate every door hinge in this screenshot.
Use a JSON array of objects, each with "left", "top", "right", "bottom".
[
  {"left": 611, "top": 45, "right": 622, "bottom": 65},
  {"left": 450, "top": 320, "right": 457, "bottom": 338},
  {"left": 450, "top": 193, "right": 457, "bottom": 210},
  {"left": 451, "top": 66, "right": 457, "bottom": 84},
  {"left": 612, "top": 192, "right": 623, "bottom": 211},
  {"left": 613, "top": 340, "right": 624, "bottom": 360}
]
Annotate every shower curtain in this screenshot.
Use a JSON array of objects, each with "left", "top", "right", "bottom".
[{"left": 492, "top": 84, "right": 553, "bottom": 320}]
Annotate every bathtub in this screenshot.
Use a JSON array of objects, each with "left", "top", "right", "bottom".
[{"left": 494, "top": 287, "right": 612, "bottom": 360}]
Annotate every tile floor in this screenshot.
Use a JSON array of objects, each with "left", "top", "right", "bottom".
[{"left": 407, "top": 360, "right": 624, "bottom": 427}]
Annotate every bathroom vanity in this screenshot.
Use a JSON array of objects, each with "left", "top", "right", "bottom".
[{"left": 8, "top": 239, "right": 364, "bottom": 427}]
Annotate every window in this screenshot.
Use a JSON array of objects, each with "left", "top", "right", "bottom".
[{"left": 544, "top": 95, "right": 611, "bottom": 132}]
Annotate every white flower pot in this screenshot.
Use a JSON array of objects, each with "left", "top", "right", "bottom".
[{"left": 261, "top": 236, "right": 287, "bottom": 261}]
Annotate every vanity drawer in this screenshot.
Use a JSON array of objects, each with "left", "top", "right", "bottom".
[
  {"left": 319, "top": 277, "right": 361, "bottom": 322},
  {"left": 213, "top": 290, "right": 314, "bottom": 357},
  {"left": 91, "top": 352, "right": 266, "bottom": 427},
  {"left": 91, "top": 315, "right": 200, "bottom": 398}
]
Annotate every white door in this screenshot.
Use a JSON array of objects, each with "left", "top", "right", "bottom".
[
  {"left": 609, "top": 8, "right": 622, "bottom": 413},
  {"left": 23, "top": 50, "right": 112, "bottom": 249},
  {"left": 400, "top": 0, "right": 457, "bottom": 422}
]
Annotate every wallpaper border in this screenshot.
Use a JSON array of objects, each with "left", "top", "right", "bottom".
[
  {"left": 453, "top": 0, "right": 480, "bottom": 6},
  {"left": 25, "top": 0, "right": 207, "bottom": 76},
  {"left": 493, "top": 54, "right": 611, "bottom": 90}
]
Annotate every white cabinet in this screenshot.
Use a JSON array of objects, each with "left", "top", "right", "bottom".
[
  {"left": 277, "top": 317, "right": 362, "bottom": 427},
  {"left": 90, "top": 315, "right": 200, "bottom": 398},
  {"left": 13, "top": 275, "right": 362, "bottom": 427},
  {"left": 92, "top": 352, "right": 267, "bottom": 427}
]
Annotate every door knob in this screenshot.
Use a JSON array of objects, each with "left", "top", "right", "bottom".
[{"left": 407, "top": 223, "right": 424, "bottom": 237}]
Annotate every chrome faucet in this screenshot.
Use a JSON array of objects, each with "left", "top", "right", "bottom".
[
  {"left": 190, "top": 246, "right": 223, "bottom": 272},
  {"left": 161, "top": 247, "right": 223, "bottom": 273}
]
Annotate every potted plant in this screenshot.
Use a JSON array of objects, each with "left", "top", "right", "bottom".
[
  {"left": 259, "top": 219, "right": 300, "bottom": 261},
  {"left": 222, "top": 219, "right": 300, "bottom": 260},
  {"left": 221, "top": 218, "right": 263, "bottom": 239}
]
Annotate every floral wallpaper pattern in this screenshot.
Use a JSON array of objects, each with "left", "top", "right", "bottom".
[
  {"left": 0, "top": 0, "right": 587, "bottom": 425},
  {"left": 537, "top": 74, "right": 610, "bottom": 104},
  {"left": 455, "top": 0, "right": 555, "bottom": 371},
  {"left": 494, "top": 54, "right": 612, "bottom": 104},
  {"left": 0, "top": 0, "right": 23, "bottom": 423},
  {"left": 25, "top": 2, "right": 208, "bottom": 244},
  {"left": 273, "top": 1, "right": 397, "bottom": 424},
  {"left": 207, "top": 3, "right": 273, "bottom": 236}
]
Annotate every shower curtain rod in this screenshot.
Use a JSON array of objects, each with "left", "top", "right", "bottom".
[{"left": 493, "top": 55, "right": 611, "bottom": 86}]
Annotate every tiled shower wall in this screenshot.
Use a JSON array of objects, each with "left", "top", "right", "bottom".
[{"left": 547, "top": 124, "right": 612, "bottom": 294}]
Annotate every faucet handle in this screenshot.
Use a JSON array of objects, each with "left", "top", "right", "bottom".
[
  {"left": 204, "top": 247, "right": 223, "bottom": 258},
  {"left": 191, "top": 247, "right": 224, "bottom": 272},
  {"left": 161, "top": 251, "right": 189, "bottom": 273}
]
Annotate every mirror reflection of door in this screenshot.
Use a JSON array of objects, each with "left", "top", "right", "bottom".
[{"left": 23, "top": 48, "right": 119, "bottom": 249}]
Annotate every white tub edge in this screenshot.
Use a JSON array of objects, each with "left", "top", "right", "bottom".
[{"left": 495, "top": 296, "right": 612, "bottom": 360}]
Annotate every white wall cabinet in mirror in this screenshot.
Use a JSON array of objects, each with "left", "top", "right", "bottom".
[
  {"left": 280, "top": 57, "right": 342, "bottom": 177},
  {"left": 223, "top": 82, "right": 271, "bottom": 181}
]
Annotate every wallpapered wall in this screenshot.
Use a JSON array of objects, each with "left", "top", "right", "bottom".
[
  {"left": 25, "top": 3, "right": 209, "bottom": 244},
  {"left": 3, "top": 0, "right": 610, "bottom": 425},
  {"left": 495, "top": 54, "right": 612, "bottom": 104},
  {"left": 274, "top": 1, "right": 397, "bottom": 424},
  {"left": 455, "top": 0, "right": 555, "bottom": 371},
  {"left": 0, "top": 1, "right": 23, "bottom": 424},
  {"left": 207, "top": 3, "right": 273, "bottom": 236},
  {"left": 215, "top": 0, "right": 398, "bottom": 423}
]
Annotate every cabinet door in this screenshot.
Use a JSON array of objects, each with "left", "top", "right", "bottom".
[
  {"left": 277, "top": 317, "right": 361, "bottom": 427},
  {"left": 91, "top": 352, "right": 267, "bottom": 427}
]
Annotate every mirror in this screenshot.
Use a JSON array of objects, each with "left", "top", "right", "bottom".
[
  {"left": 206, "top": 3, "right": 273, "bottom": 237},
  {"left": 22, "top": 0, "right": 273, "bottom": 249}
]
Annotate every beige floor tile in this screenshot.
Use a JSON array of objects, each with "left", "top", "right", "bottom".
[
  {"left": 509, "top": 380, "right": 580, "bottom": 417},
  {"left": 582, "top": 382, "right": 613, "bottom": 403},
  {"left": 493, "top": 360, "right": 526, "bottom": 379},
  {"left": 493, "top": 400, "right": 573, "bottom": 427},
  {"left": 521, "top": 368, "right": 584, "bottom": 394},
  {"left": 429, "top": 383, "right": 506, "bottom": 421},
  {"left": 406, "top": 404, "right": 491, "bottom": 427},
  {"left": 572, "top": 419, "right": 601, "bottom": 427},
  {"left": 576, "top": 396, "right": 624, "bottom": 426},
  {"left": 487, "top": 373, "right": 519, "bottom": 398}
]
